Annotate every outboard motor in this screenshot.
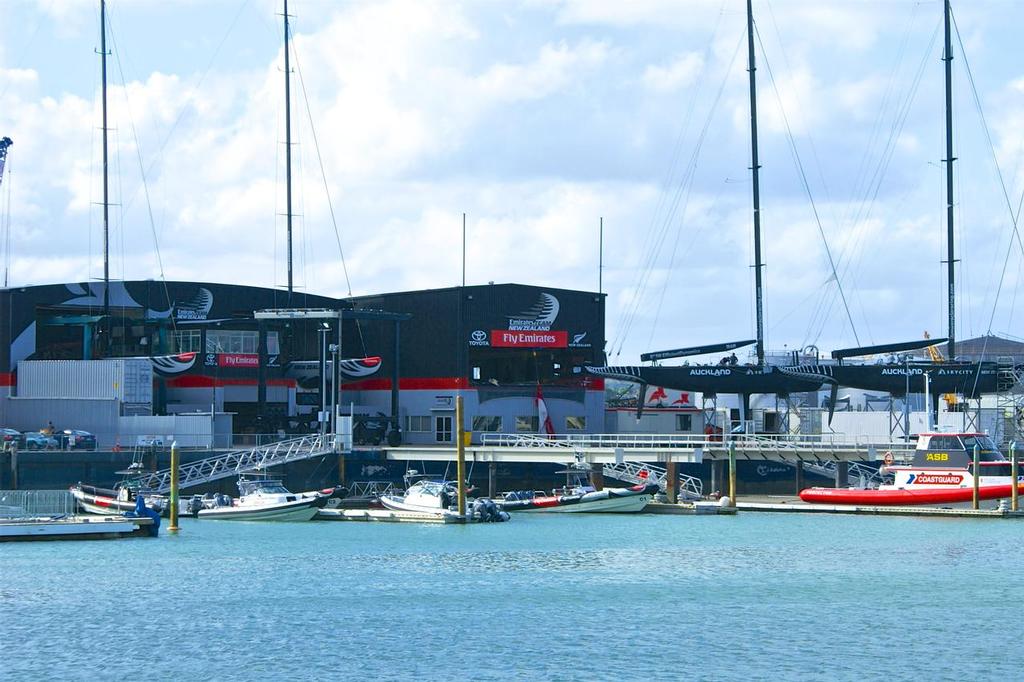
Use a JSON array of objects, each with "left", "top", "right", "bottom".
[{"left": 186, "top": 496, "right": 204, "bottom": 517}]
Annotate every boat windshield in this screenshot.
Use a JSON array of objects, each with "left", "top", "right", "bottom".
[
  {"left": 238, "top": 479, "right": 290, "bottom": 495},
  {"left": 410, "top": 481, "right": 451, "bottom": 496},
  {"left": 960, "top": 436, "right": 1004, "bottom": 461}
]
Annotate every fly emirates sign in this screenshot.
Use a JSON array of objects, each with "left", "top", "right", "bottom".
[{"left": 491, "top": 330, "right": 568, "bottom": 348}]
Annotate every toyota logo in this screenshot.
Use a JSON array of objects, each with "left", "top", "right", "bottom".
[{"left": 471, "top": 330, "right": 487, "bottom": 342}]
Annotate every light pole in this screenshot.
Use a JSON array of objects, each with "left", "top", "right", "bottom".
[{"left": 318, "top": 324, "right": 329, "bottom": 437}]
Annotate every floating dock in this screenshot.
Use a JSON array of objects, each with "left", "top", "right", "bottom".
[
  {"left": 0, "top": 515, "right": 157, "bottom": 541},
  {"left": 645, "top": 501, "right": 738, "bottom": 515}
]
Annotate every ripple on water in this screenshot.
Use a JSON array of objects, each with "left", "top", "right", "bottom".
[{"left": 1, "top": 513, "right": 1022, "bottom": 681}]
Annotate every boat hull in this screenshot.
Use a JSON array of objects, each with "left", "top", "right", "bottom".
[
  {"left": 800, "top": 483, "right": 1024, "bottom": 506},
  {"left": 499, "top": 484, "right": 658, "bottom": 513},
  {"left": 378, "top": 495, "right": 457, "bottom": 518},
  {"left": 196, "top": 497, "right": 324, "bottom": 521}
]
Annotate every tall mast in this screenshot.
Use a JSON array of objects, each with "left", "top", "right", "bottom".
[
  {"left": 100, "top": 0, "right": 110, "bottom": 348},
  {"left": 746, "top": 0, "right": 765, "bottom": 366},
  {"left": 943, "top": 0, "right": 956, "bottom": 360},
  {"left": 283, "top": 0, "right": 294, "bottom": 303}
]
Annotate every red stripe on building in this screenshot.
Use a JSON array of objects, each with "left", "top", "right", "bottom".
[
  {"left": 0, "top": 372, "right": 13, "bottom": 387},
  {"left": 165, "top": 376, "right": 297, "bottom": 388}
]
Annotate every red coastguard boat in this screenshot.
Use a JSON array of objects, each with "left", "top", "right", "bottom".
[{"left": 800, "top": 431, "right": 1024, "bottom": 506}]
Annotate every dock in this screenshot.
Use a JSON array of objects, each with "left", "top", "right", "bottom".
[{"left": 0, "top": 515, "right": 157, "bottom": 541}]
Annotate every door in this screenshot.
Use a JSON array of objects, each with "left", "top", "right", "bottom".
[{"left": 435, "top": 415, "right": 453, "bottom": 443}]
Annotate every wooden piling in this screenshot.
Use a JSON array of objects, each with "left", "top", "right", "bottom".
[
  {"left": 972, "top": 444, "right": 980, "bottom": 511},
  {"left": 728, "top": 441, "right": 737, "bottom": 507},
  {"left": 666, "top": 460, "right": 678, "bottom": 504},
  {"left": 1012, "top": 442, "right": 1019, "bottom": 513},
  {"left": 169, "top": 441, "right": 180, "bottom": 532},
  {"left": 488, "top": 461, "right": 497, "bottom": 499},
  {"left": 456, "top": 396, "right": 466, "bottom": 517}
]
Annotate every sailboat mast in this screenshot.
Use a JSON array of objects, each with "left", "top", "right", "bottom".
[
  {"left": 746, "top": 0, "right": 765, "bottom": 366},
  {"left": 283, "top": 0, "right": 294, "bottom": 302},
  {"left": 943, "top": 0, "right": 956, "bottom": 360},
  {"left": 100, "top": 0, "right": 110, "bottom": 348}
]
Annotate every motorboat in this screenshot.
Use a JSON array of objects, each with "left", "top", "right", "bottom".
[
  {"left": 497, "top": 482, "right": 659, "bottom": 513},
  {"left": 800, "top": 431, "right": 1024, "bottom": 506},
  {"left": 191, "top": 477, "right": 331, "bottom": 521},
  {"left": 378, "top": 472, "right": 510, "bottom": 522},
  {"left": 71, "top": 482, "right": 168, "bottom": 516}
]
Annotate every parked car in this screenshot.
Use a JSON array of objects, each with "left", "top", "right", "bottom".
[
  {"left": 1, "top": 428, "right": 24, "bottom": 448},
  {"left": 61, "top": 429, "right": 97, "bottom": 450},
  {"left": 23, "top": 431, "right": 59, "bottom": 450}
]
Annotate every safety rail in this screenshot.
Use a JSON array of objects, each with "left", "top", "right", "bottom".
[
  {"left": 346, "top": 480, "right": 398, "bottom": 499},
  {"left": 123, "top": 434, "right": 333, "bottom": 494},
  {"left": 791, "top": 460, "right": 890, "bottom": 489},
  {"left": 479, "top": 432, "right": 916, "bottom": 458},
  {"left": 600, "top": 461, "right": 703, "bottom": 500},
  {"left": 0, "top": 490, "right": 76, "bottom": 519}
]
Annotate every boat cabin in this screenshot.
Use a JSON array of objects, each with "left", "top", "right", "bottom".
[{"left": 913, "top": 432, "right": 1005, "bottom": 469}]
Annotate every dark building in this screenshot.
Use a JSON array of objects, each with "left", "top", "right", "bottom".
[{"left": 0, "top": 281, "right": 606, "bottom": 446}]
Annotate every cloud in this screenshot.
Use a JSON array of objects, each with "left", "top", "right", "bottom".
[
  {"left": 642, "top": 53, "right": 703, "bottom": 93},
  {"left": 1, "top": 0, "right": 1022, "bottom": 363}
]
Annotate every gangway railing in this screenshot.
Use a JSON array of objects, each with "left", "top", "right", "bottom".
[
  {"left": 791, "top": 460, "right": 889, "bottom": 489},
  {"left": 600, "top": 461, "right": 703, "bottom": 500},
  {"left": 480, "top": 434, "right": 703, "bottom": 499},
  {"left": 124, "top": 434, "right": 333, "bottom": 494}
]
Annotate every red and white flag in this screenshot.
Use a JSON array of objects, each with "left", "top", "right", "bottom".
[{"left": 536, "top": 384, "right": 555, "bottom": 435}]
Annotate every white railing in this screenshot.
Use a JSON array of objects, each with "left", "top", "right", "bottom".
[
  {"left": 124, "top": 434, "right": 333, "bottom": 494},
  {"left": 0, "top": 490, "right": 76, "bottom": 518},
  {"left": 479, "top": 432, "right": 916, "bottom": 458},
  {"left": 600, "top": 461, "right": 703, "bottom": 500}
]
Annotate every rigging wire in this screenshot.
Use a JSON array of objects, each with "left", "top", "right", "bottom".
[
  {"left": 805, "top": 14, "right": 940, "bottom": 348},
  {"left": 950, "top": 10, "right": 1024, "bottom": 390},
  {"left": 289, "top": 23, "right": 368, "bottom": 356},
  {"left": 106, "top": 12, "right": 177, "bottom": 338},
  {"left": 289, "top": 37, "right": 354, "bottom": 297},
  {"left": 753, "top": 25, "right": 861, "bottom": 347},
  {"left": 611, "top": 13, "right": 738, "bottom": 360},
  {"left": 610, "top": 3, "right": 730, "bottom": 358},
  {"left": 114, "top": 0, "right": 253, "bottom": 219}
]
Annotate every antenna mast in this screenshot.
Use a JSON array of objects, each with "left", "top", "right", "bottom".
[
  {"left": 100, "top": 0, "right": 110, "bottom": 350},
  {"left": 746, "top": 0, "right": 765, "bottom": 366},
  {"left": 283, "top": 0, "right": 294, "bottom": 303},
  {"left": 943, "top": 0, "right": 956, "bottom": 360}
]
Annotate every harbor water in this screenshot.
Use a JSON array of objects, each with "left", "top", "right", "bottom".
[{"left": 2, "top": 513, "right": 1022, "bottom": 680}]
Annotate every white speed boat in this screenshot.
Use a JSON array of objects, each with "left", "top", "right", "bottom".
[
  {"left": 379, "top": 473, "right": 509, "bottom": 522},
  {"left": 193, "top": 477, "right": 329, "bottom": 521}
]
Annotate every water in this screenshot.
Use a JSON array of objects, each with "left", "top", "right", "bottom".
[{"left": 2, "top": 512, "right": 1022, "bottom": 681}]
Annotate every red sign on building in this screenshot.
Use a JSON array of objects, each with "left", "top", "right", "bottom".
[
  {"left": 218, "top": 353, "right": 260, "bottom": 368},
  {"left": 490, "top": 330, "right": 568, "bottom": 348}
]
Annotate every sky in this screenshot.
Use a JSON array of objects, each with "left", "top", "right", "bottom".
[{"left": 1, "top": 0, "right": 1023, "bottom": 365}]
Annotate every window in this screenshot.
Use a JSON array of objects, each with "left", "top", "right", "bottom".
[
  {"left": 174, "top": 329, "right": 202, "bottom": 353},
  {"left": 406, "top": 416, "right": 431, "bottom": 432},
  {"left": 472, "top": 416, "right": 502, "bottom": 432},
  {"left": 516, "top": 416, "right": 539, "bottom": 432},
  {"left": 435, "top": 416, "right": 453, "bottom": 443},
  {"left": 206, "top": 330, "right": 258, "bottom": 354},
  {"left": 676, "top": 414, "right": 693, "bottom": 432},
  {"left": 565, "top": 416, "right": 586, "bottom": 431}
]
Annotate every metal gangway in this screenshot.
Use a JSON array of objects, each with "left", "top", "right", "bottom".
[
  {"left": 486, "top": 434, "right": 703, "bottom": 500},
  {"left": 124, "top": 434, "right": 334, "bottom": 494},
  {"left": 792, "top": 460, "right": 889, "bottom": 489},
  {"left": 600, "top": 460, "right": 703, "bottom": 501}
]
